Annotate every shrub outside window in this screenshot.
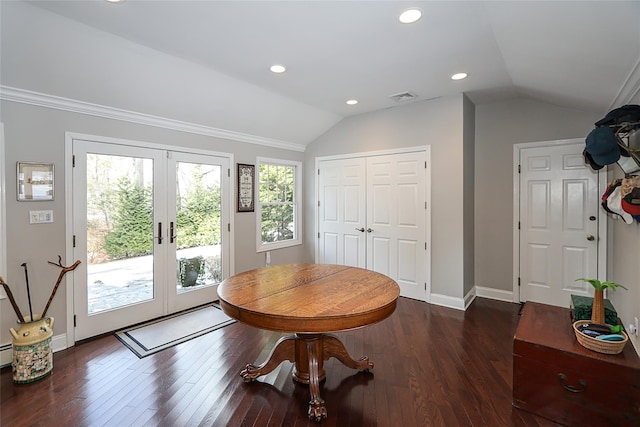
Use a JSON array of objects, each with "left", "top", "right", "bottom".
[{"left": 256, "top": 158, "right": 301, "bottom": 251}]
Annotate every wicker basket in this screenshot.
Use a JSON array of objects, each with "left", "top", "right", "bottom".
[{"left": 573, "top": 320, "right": 628, "bottom": 355}]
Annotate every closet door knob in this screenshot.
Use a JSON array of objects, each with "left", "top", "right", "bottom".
[
  {"left": 367, "top": 228, "right": 373, "bottom": 233},
  {"left": 355, "top": 227, "right": 365, "bottom": 232},
  {"left": 586, "top": 235, "right": 595, "bottom": 241}
]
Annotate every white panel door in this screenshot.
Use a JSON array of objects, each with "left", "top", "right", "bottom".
[
  {"left": 367, "top": 152, "right": 426, "bottom": 300},
  {"left": 317, "top": 158, "right": 366, "bottom": 267},
  {"left": 519, "top": 143, "right": 599, "bottom": 307},
  {"left": 317, "top": 150, "right": 428, "bottom": 301}
]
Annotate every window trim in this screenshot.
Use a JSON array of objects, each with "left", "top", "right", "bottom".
[{"left": 255, "top": 157, "right": 302, "bottom": 252}]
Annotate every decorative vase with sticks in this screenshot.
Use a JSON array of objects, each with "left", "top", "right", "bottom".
[{"left": 1, "top": 257, "right": 81, "bottom": 383}]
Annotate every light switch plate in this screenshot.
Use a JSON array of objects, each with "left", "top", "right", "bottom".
[{"left": 29, "top": 210, "right": 53, "bottom": 224}]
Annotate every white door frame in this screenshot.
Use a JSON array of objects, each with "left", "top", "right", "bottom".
[
  {"left": 64, "top": 132, "right": 235, "bottom": 345},
  {"left": 314, "top": 145, "right": 431, "bottom": 302},
  {"left": 512, "top": 138, "right": 608, "bottom": 303}
]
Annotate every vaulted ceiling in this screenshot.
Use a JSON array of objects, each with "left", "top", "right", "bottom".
[{"left": 21, "top": 0, "right": 640, "bottom": 144}]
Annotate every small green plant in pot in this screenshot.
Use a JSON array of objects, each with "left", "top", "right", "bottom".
[{"left": 575, "top": 278, "right": 628, "bottom": 324}]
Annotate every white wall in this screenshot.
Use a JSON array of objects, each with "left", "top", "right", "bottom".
[
  {"left": 474, "top": 98, "right": 601, "bottom": 294},
  {"left": 0, "top": 123, "right": 5, "bottom": 289},
  {"left": 0, "top": 1, "right": 340, "bottom": 146},
  {"left": 304, "top": 95, "right": 469, "bottom": 302},
  {"left": 0, "top": 100, "right": 309, "bottom": 351},
  {"left": 607, "top": 91, "right": 640, "bottom": 353},
  {"left": 0, "top": 0, "right": 314, "bottom": 353},
  {"left": 462, "top": 95, "right": 476, "bottom": 297}
]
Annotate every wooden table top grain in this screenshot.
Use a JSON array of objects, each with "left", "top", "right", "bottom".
[{"left": 217, "top": 263, "right": 400, "bottom": 334}]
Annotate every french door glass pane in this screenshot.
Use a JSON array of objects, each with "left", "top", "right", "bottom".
[
  {"left": 175, "top": 161, "right": 222, "bottom": 294},
  {"left": 86, "top": 153, "right": 154, "bottom": 314}
]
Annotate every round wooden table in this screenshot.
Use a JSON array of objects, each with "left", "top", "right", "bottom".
[{"left": 217, "top": 263, "right": 400, "bottom": 421}]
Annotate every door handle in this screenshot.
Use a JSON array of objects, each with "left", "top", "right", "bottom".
[
  {"left": 367, "top": 228, "right": 373, "bottom": 233},
  {"left": 586, "top": 235, "right": 595, "bottom": 241},
  {"left": 170, "top": 221, "right": 177, "bottom": 244},
  {"left": 355, "top": 227, "right": 365, "bottom": 232},
  {"left": 156, "top": 222, "right": 163, "bottom": 244}
]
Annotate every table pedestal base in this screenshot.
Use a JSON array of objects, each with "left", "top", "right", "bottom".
[{"left": 240, "top": 333, "right": 374, "bottom": 422}]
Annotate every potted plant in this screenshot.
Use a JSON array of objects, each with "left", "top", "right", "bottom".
[
  {"left": 575, "top": 278, "right": 628, "bottom": 324},
  {"left": 178, "top": 256, "right": 205, "bottom": 288}
]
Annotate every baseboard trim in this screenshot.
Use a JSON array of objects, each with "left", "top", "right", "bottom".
[
  {"left": 0, "top": 333, "right": 68, "bottom": 368},
  {"left": 430, "top": 293, "right": 466, "bottom": 310},
  {"left": 429, "top": 286, "right": 515, "bottom": 311},
  {"left": 475, "top": 286, "right": 514, "bottom": 303},
  {"left": 0, "top": 343, "right": 11, "bottom": 367}
]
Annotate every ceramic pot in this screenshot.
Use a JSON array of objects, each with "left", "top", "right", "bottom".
[{"left": 11, "top": 314, "right": 54, "bottom": 384}]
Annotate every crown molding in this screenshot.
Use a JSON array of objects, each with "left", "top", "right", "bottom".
[
  {"left": 0, "top": 86, "right": 305, "bottom": 152},
  {"left": 609, "top": 56, "right": 640, "bottom": 110}
]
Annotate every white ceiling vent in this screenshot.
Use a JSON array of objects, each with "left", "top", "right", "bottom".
[{"left": 388, "top": 91, "right": 418, "bottom": 102}]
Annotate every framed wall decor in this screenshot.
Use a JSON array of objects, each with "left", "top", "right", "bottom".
[
  {"left": 17, "top": 162, "right": 54, "bottom": 201},
  {"left": 237, "top": 163, "right": 255, "bottom": 212}
]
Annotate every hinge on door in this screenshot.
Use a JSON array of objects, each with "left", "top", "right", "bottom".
[
  {"left": 518, "top": 277, "right": 521, "bottom": 287},
  {"left": 318, "top": 201, "right": 320, "bottom": 207},
  {"left": 72, "top": 155, "right": 75, "bottom": 167},
  {"left": 518, "top": 164, "right": 521, "bottom": 173},
  {"left": 318, "top": 169, "right": 320, "bottom": 175},
  {"left": 424, "top": 283, "right": 427, "bottom": 290},
  {"left": 425, "top": 242, "right": 427, "bottom": 250},
  {"left": 518, "top": 221, "right": 521, "bottom": 230},
  {"left": 425, "top": 201, "right": 427, "bottom": 210},
  {"left": 228, "top": 223, "right": 231, "bottom": 232},
  {"left": 425, "top": 161, "right": 427, "bottom": 169},
  {"left": 73, "top": 235, "right": 76, "bottom": 248},
  {"left": 228, "top": 168, "right": 230, "bottom": 177},
  {"left": 73, "top": 315, "right": 77, "bottom": 327},
  {"left": 318, "top": 232, "right": 320, "bottom": 238}
]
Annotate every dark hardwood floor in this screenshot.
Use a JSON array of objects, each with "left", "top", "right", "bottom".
[{"left": 1, "top": 297, "right": 559, "bottom": 426}]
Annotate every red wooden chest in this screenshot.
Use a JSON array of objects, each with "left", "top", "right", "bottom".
[{"left": 513, "top": 302, "right": 640, "bottom": 426}]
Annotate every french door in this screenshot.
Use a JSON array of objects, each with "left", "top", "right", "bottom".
[{"left": 72, "top": 139, "right": 230, "bottom": 340}]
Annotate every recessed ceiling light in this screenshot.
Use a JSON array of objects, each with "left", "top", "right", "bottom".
[
  {"left": 451, "top": 72, "right": 468, "bottom": 81},
  {"left": 346, "top": 99, "right": 358, "bottom": 105},
  {"left": 399, "top": 8, "right": 422, "bottom": 24},
  {"left": 270, "top": 64, "right": 286, "bottom": 73},
  {"left": 106, "top": 0, "right": 122, "bottom": 3}
]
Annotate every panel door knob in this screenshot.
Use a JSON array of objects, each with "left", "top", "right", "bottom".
[
  {"left": 355, "top": 227, "right": 365, "bottom": 232},
  {"left": 586, "top": 235, "right": 595, "bottom": 241}
]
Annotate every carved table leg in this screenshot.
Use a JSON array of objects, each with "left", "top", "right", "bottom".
[
  {"left": 242, "top": 332, "right": 374, "bottom": 422},
  {"left": 323, "top": 334, "right": 374, "bottom": 371},
  {"left": 240, "top": 334, "right": 296, "bottom": 382},
  {"left": 306, "top": 339, "right": 327, "bottom": 422}
]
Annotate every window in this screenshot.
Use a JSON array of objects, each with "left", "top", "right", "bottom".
[{"left": 256, "top": 157, "right": 301, "bottom": 251}]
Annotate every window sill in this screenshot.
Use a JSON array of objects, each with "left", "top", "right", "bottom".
[{"left": 257, "top": 240, "right": 302, "bottom": 253}]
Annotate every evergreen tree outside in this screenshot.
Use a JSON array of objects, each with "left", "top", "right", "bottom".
[
  {"left": 104, "top": 176, "right": 153, "bottom": 259},
  {"left": 176, "top": 164, "right": 221, "bottom": 249},
  {"left": 259, "top": 163, "right": 295, "bottom": 243}
]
